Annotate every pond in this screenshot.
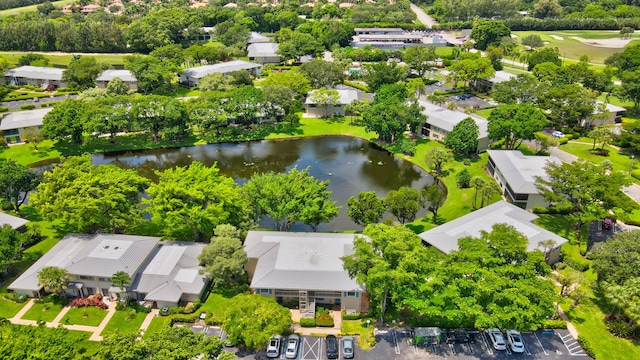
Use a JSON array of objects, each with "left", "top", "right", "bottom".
[{"left": 91, "top": 136, "right": 434, "bottom": 231}]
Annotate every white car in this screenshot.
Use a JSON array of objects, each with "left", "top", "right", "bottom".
[
  {"left": 552, "top": 130, "right": 565, "bottom": 138},
  {"left": 507, "top": 330, "right": 525, "bottom": 353},
  {"left": 285, "top": 334, "right": 300, "bottom": 359},
  {"left": 266, "top": 335, "right": 281, "bottom": 358},
  {"left": 486, "top": 328, "right": 507, "bottom": 351}
]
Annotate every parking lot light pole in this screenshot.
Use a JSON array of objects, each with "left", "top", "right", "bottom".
[
  {"left": 366, "top": 320, "right": 371, "bottom": 343},
  {"left": 629, "top": 155, "right": 635, "bottom": 174}
]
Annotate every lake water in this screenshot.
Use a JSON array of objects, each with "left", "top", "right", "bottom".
[{"left": 90, "top": 136, "right": 433, "bottom": 231}]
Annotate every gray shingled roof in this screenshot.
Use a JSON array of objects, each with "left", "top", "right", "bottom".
[
  {"left": 0, "top": 212, "right": 29, "bottom": 230},
  {"left": 419, "top": 200, "right": 568, "bottom": 254},
  {"left": 8, "top": 234, "right": 161, "bottom": 293},
  {"left": 247, "top": 42, "right": 280, "bottom": 58},
  {"left": 487, "top": 150, "right": 561, "bottom": 194},
  {"left": 244, "top": 231, "right": 364, "bottom": 292},
  {"left": 130, "top": 241, "right": 208, "bottom": 303},
  {"left": 96, "top": 70, "right": 136, "bottom": 82},
  {"left": 418, "top": 99, "right": 489, "bottom": 138},
  {"left": 249, "top": 31, "right": 271, "bottom": 43},
  {"left": 182, "top": 60, "right": 262, "bottom": 79},
  {"left": 0, "top": 108, "right": 52, "bottom": 131},
  {"left": 488, "top": 70, "right": 516, "bottom": 84},
  {"left": 5, "top": 66, "right": 64, "bottom": 81}
]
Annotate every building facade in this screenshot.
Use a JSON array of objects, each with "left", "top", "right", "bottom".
[
  {"left": 5, "top": 66, "right": 66, "bottom": 88},
  {"left": 418, "top": 100, "right": 492, "bottom": 151},
  {"left": 0, "top": 108, "right": 52, "bottom": 144},
  {"left": 180, "top": 60, "right": 262, "bottom": 87},
  {"left": 96, "top": 70, "right": 138, "bottom": 91}
]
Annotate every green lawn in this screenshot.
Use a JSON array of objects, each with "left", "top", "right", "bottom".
[
  {"left": 0, "top": 296, "right": 27, "bottom": 318},
  {"left": 142, "top": 316, "right": 171, "bottom": 339},
  {"left": 266, "top": 117, "right": 377, "bottom": 140},
  {"left": 61, "top": 306, "right": 108, "bottom": 327},
  {"left": 340, "top": 319, "right": 375, "bottom": 350},
  {"left": 512, "top": 31, "right": 629, "bottom": 65},
  {"left": 0, "top": 0, "right": 72, "bottom": 16},
  {"left": 22, "top": 302, "right": 65, "bottom": 322},
  {"left": 200, "top": 292, "right": 234, "bottom": 323},
  {"left": 561, "top": 141, "right": 635, "bottom": 174},
  {"left": 100, "top": 310, "right": 146, "bottom": 336},
  {"left": 475, "top": 108, "right": 493, "bottom": 119},
  {"left": 0, "top": 51, "right": 127, "bottom": 67}
]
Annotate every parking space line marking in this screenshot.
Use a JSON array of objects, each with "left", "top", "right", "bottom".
[
  {"left": 534, "top": 332, "right": 548, "bottom": 355},
  {"left": 302, "top": 337, "right": 321, "bottom": 360},
  {"left": 448, "top": 343, "right": 456, "bottom": 355},
  {"left": 557, "top": 333, "right": 588, "bottom": 356},
  {"left": 392, "top": 330, "right": 400, "bottom": 355},
  {"left": 481, "top": 332, "right": 494, "bottom": 355},
  {"left": 467, "top": 342, "right": 474, "bottom": 355}
]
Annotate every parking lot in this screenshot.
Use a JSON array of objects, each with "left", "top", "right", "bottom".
[{"left": 198, "top": 326, "right": 590, "bottom": 360}]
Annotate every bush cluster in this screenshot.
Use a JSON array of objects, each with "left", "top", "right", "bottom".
[
  {"left": 3, "top": 292, "right": 28, "bottom": 303},
  {"left": 577, "top": 335, "right": 596, "bottom": 358},
  {"left": 0, "top": 106, "right": 8, "bottom": 112},
  {"left": 561, "top": 246, "right": 590, "bottom": 271},
  {"left": 541, "top": 319, "right": 567, "bottom": 329},
  {"left": 341, "top": 310, "right": 363, "bottom": 320},
  {"left": 300, "top": 318, "right": 316, "bottom": 327},
  {"left": 20, "top": 104, "right": 36, "bottom": 110},
  {"left": 532, "top": 203, "right": 572, "bottom": 215}
]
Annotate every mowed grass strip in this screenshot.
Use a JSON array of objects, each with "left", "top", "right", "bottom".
[
  {"left": 0, "top": 296, "right": 28, "bottom": 318},
  {"left": 142, "top": 316, "right": 172, "bottom": 339},
  {"left": 512, "top": 31, "right": 626, "bottom": 64},
  {"left": 61, "top": 306, "right": 108, "bottom": 327},
  {"left": 101, "top": 310, "right": 147, "bottom": 336},
  {"left": 21, "top": 302, "right": 65, "bottom": 322}
]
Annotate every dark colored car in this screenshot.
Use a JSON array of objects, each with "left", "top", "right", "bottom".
[
  {"left": 326, "top": 335, "right": 339, "bottom": 359},
  {"left": 454, "top": 330, "right": 474, "bottom": 343}
]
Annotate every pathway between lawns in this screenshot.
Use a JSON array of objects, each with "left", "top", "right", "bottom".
[{"left": 8, "top": 299, "right": 156, "bottom": 341}]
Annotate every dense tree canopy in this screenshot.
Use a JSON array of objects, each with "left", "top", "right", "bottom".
[
  {"left": 0, "top": 225, "right": 27, "bottom": 279},
  {"left": 243, "top": 167, "right": 338, "bottom": 231},
  {"left": 363, "top": 84, "right": 425, "bottom": 144},
  {"left": 591, "top": 231, "right": 640, "bottom": 285},
  {"left": 41, "top": 99, "right": 88, "bottom": 144},
  {"left": 146, "top": 162, "right": 248, "bottom": 242},
  {"left": 470, "top": 21, "right": 511, "bottom": 51},
  {"left": 299, "top": 60, "right": 344, "bottom": 89},
  {"left": 445, "top": 117, "right": 479, "bottom": 158},
  {"left": 488, "top": 104, "right": 548, "bottom": 149},
  {"left": 347, "top": 191, "right": 387, "bottom": 228},
  {"left": 222, "top": 294, "right": 292, "bottom": 349},
  {"left": 385, "top": 187, "right": 423, "bottom": 224},
  {"left": 198, "top": 225, "right": 247, "bottom": 288},
  {"left": 0, "top": 159, "right": 40, "bottom": 211},
  {"left": 406, "top": 224, "right": 556, "bottom": 330},
  {"left": 62, "top": 56, "right": 109, "bottom": 90},
  {"left": 362, "top": 61, "right": 409, "bottom": 92},
  {"left": 0, "top": 324, "right": 88, "bottom": 360}
]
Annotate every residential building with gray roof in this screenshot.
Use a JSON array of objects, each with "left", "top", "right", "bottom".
[
  {"left": 487, "top": 150, "right": 561, "bottom": 210},
  {"left": 418, "top": 100, "right": 492, "bottom": 151},
  {"left": 0, "top": 212, "right": 29, "bottom": 232},
  {"left": 247, "top": 42, "right": 281, "bottom": 64},
  {"left": 96, "top": 70, "right": 138, "bottom": 91},
  {"left": 0, "top": 107, "right": 52, "bottom": 144},
  {"left": 179, "top": 60, "right": 262, "bottom": 87},
  {"left": 9, "top": 234, "right": 209, "bottom": 307},
  {"left": 244, "top": 231, "right": 368, "bottom": 317},
  {"left": 4, "top": 66, "right": 66, "bottom": 88},
  {"left": 419, "top": 200, "right": 568, "bottom": 264}
]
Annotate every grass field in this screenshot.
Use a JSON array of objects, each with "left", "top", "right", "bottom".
[
  {"left": 511, "top": 30, "right": 633, "bottom": 65},
  {"left": 561, "top": 141, "right": 635, "bottom": 173},
  {"left": 0, "top": 0, "right": 72, "bottom": 16},
  {"left": 101, "top": 310, "right": 147, "bottom": 336},
  {"left": 200, "top": 292, "right": 234, "bottom": 323},
  {"left": 142, "top": 316, "right": 171, "bottom": 339},
  {"left": 22, "top": 302, "right": 64, "bottom": 322},
  {"left": 340, "top": 319, "right": 375, "bottom": 350},
  {"left": 0, "top": 296, "right": 27, "bottom": 318},
  {"left": 61, "top": 306, "right": 108, "bottom": 327}
]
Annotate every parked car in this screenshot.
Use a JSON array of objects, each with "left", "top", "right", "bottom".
[
  {"left": 552, "top": 130, "right": 565, "bottom": 138},
  {"left": 326, "top": 335, "right": 339, "bottom": 359},
  {"left": 453, "top": 330, "right": 474, "bottom": 343},
  {"left": 342, "top": 336, "right": 355, "bottom": 359},
  {"left": 460, "top": 93, "right": 472, "bottom": 100},
  {"left": 285, "top": 334, "right": 300, "bottom": 359},
  {"left": 506, "top": 330, "right": 525, "bottom": 353},
  {"left": 603, "top": 218, "right": 613, "bottom": 230},
  {"left": 266, "top": 335, "right": 281, "bottom": 358},
  {"left": 486, "top": 328, "right": 507, "bottom": 351}
]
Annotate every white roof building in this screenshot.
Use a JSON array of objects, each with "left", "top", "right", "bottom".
[
  {"left": 0, "top": 212, "right": 29, "bottom": 230},
  {"left": 5, "top": 66, "right": 64, "bottom": 82},
  {"left": 419, "top": 200, "right": 568, "bottom": 264},
  {"left": 418, "top": 100, "right": 492, "bottom": 150},
  {"left": 180, "top": 60, "right": 263, "bottom": 86},
  {"left": 96, "top": 69, "right": 136, "bottom": 83},
  {"left": 0, "top": 108, "right": 53, "bottom": 131}
]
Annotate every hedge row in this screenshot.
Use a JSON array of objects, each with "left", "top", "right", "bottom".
[
  {"left": 561, "top": 246, "right": 590, "bottom": 271},
  {"left": 541, "top": 319, "right": 568, "bottom": 329},
  {"left": 342, "top": 310, "right": 364, "bottom": 320},
  {"left": 0, "top": 106, "right": 8, "bottom": 112},
  {"left": 352, "top": 22, "right": 428, "bottom": 30},
  {"left": 344, "top": 81, "right": 370, "bottom": 93},
  {"left": 433, "top": 18, "right": 640, "bottom": 31},
  {"left": 300, "top": 318, "right": 316, "bottom": 327}
]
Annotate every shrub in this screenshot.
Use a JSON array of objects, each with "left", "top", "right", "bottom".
[
  {"left": 36, "top": 295, "right": 69, "bottom": 306},
  {"left": 41, "top": 103, "right": 52, "bottom": 108},
  {"left": 456, "top": 168, "right": 471, "bottom": 188},
  {"left": 564, "top": 134, "right": 573, "bottom": 140},
  {"left": 344, "top": 81, "right": 369, "bottom": 93},
  {"left": 0, "top": 106, "right": 8, "bottom": 112},
  {"left": 542, "top": 319, "right": 567, "bottom": 329},
  {"left": 184, "top": 299, "right": 201, "bottom": 314},
  {"left": 167, "top": 306, "right": 186, "bottom": 315},
  {"left": 630, "top": 169, "right": 640, "bottom": 181},
  {"left": 3, "top": 292, "right": 28, "bottom": 303},
  {"left": 20, "top": 104, "right": 36, "bottom": 110},
  {"left": 561, "top": 246, "right": 590, "bottom": 271},
  {"left": 606, "top": 319, "right": 631, "bottom": 338},
  {"left": 557, "top": 137, "right": 569, "bottom": 145},
  {"left": 300, "top": 318, "right": 316, "bottom": 327},
  {"left": 532, "top": 203, "right": 572, "bottom": 215},
  {"left": 577, "top": 335, "right": 596, "bottom": 359},
  {"left": 316, "top": 317, "right": 335, "bottom": 327},
  {"left": 342, "top": 310, "right": 363, "bottom": 320},
  {"left": 0, "top": 137, "right": 7, "bottom": 148}
]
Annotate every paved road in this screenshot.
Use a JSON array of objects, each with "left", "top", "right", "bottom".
[{"left": 410, "top": 3, "right": 438, "bottom": 28}]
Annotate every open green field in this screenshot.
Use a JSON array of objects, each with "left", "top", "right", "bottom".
[
  {"left": 101, "top": 310, "right": 147, "bottom": 336},
  {"left": 561, "top": 141, "right": 635, "bottom": 173},
  {"left": 142, "top": 316, "right": 171, "bottom": 339},
  {"left": 61, "top": 306, "right": 108, "bottom": 327},
  {"left": 512, "top": 30, "right": 634, "bottom": 65},
  {"left": 0, "top": 0, "right": 72, "bottom": 16},
  {"left": 0, "top": 296, "right": 27, "bottom": 318}
]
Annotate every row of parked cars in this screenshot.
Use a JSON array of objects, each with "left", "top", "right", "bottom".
[
  {"left": 267, "top": 334, "right": 355, "bottom": 359},
  {"left": 450, "top": 93, "right": 473, "bottom": 101},
  {"left": 486, "top": 328, "right": 525, "bottom": 353}
]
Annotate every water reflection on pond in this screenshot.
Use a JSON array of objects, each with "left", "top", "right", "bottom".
[{"left": 91, "top": 136, "right": 433, "bottom": 231}]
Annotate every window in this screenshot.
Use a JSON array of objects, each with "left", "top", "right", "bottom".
[
  {"left": 3, "top": 129, "right": 19, "bottom": 136},
  {"left": 347, "top": 291, "right": 356, "bottom": 297},
  {"left": 79, "top": 275, "right": 92, "bottom": 280},
  {"left": 257, "top": 289, "right": 271, "bottom": 294},
  {"left": 98, "top": 277, "right": 110, "bottom": 282},
  {"left": 87, "top": 287, "right": 95, "bottom": 295}
]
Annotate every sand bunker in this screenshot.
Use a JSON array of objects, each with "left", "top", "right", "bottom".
[
  {"left": 570, "top": 36, "right": 632, "bottom": 48},
  {"left": 550, "top": 35, "right": 564, "bottom": 40}
]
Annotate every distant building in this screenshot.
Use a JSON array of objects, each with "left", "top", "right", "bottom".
[
  {"left": 419, "top": 200, "right": 568, "bottom": 264},
  {"left": 418, "top": 100, "right": 492, "bottom": 151},
  {"left": 179, "top": 60, "right": 263, "bottom": 87},
  {"left": 474, "top": 70, "right": 517, "bottom": 91},
  {"left": 0, "top": 212, "right": 29, "bottom": 232},
  {"left": 351, "top": 28, "right": 448, "bottom": 50},
  {"left": 0, "top": 108, "right": 52, "bottom": 144},
  {"left": 486, "top": 150, "right": 561, "bottom": 210},
  {"left": 96, "top": 70, "right": 137, "bottom": 91},
  {"left": 9, "top": 234, "right": 209, "bottom": 308},
  {"left": 582, "top": 102, "right": 626, "bottom": 127},
  {"left": 4, "top": 66, "right": 66, "bottom": 88},
  {"left": 80, "top": 4, "right": 102, "bottom": 13},
  {"left": 244, "top": 231, "right": 368, "bottom": 317},
  {"left": 248, "top": 31, "right": 271, "bottom": 44},
  {"left": 304, "top": 85, "right": 372, "bottom": 118},
  {"left": 247, "top": 43, "right": 282, "bottom": 64}
]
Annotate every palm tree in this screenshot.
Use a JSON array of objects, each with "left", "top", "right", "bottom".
[
  {"left": 469, "top": 177, "right": 485, "bottom": 209},
  {"left": 480, "top": 181, "right": 501, "bottom": 208},
  {"left": 38, "top": 266, "right": 69, "bottom": 296},
  {"left": 537, "top": 239, "right": 557, "bottom": 263},
  {"left": 111, "top": 271, "right": 132, "bottom": 301},
  {"left": 605, "top": 284, "right": 628, "bottom": 316}
]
